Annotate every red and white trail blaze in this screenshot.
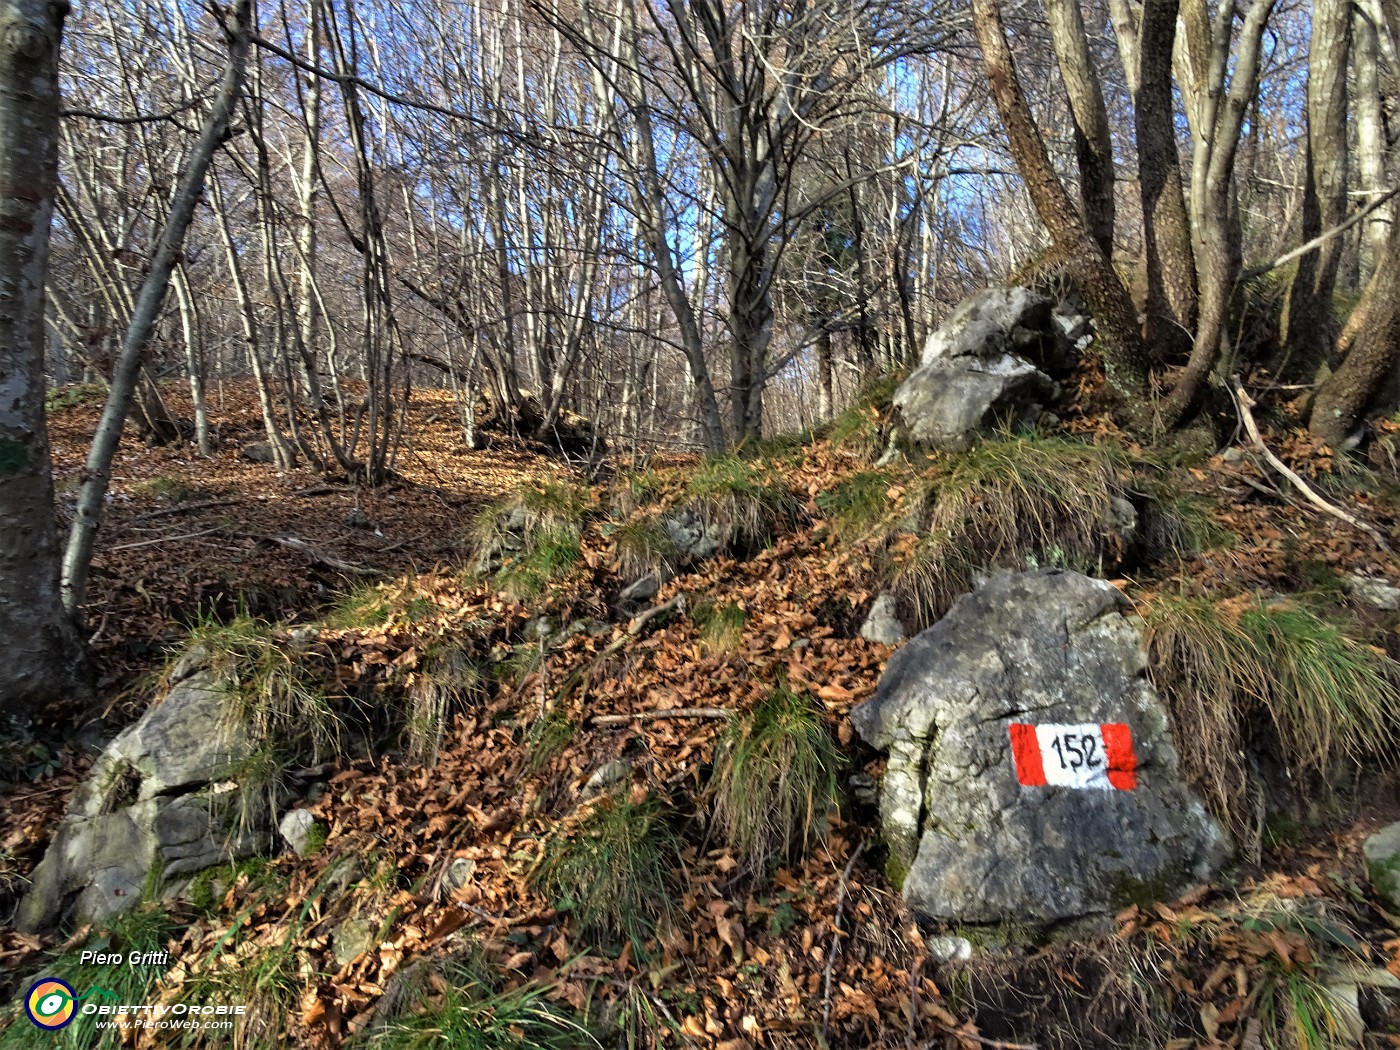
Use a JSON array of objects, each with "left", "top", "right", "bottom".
[{"left": 1007, "top": 722, "right": 1138, "bottom": 791}]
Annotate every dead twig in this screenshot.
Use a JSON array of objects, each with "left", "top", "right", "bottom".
[
  {"left": 131, "top": 497, "right": 245, "bottom": 521},
  {"left": 108, "top": 526, "right": 225, "bottom": 551},
  {"left": 822, "top": 839, "right": 868, "bottom": 1039},
  {"left": 263, "top": 533, "right": 380, "bottom": 574},
  {"left": 590, "top": 707, "right": 733, "bottom": 726},
  {"left": 1230, "top": 376, "right": 1392, "bottom": 552}
]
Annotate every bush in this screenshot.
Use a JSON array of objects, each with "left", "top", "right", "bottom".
[
  {"left": 532, "top": 793, "right": 680, "bottom": 954},
  {"left": 709, "top": 686, "right": 842, "bottom": 877}
]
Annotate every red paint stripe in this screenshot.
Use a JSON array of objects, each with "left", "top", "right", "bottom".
[
  {"left": 1008, "top": 723, "right": 1046, "bottom": 786},
  {"left": 1101, "top": 722, "right": 1138, "bottom": 791}
]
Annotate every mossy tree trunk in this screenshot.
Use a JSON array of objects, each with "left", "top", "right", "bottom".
[{"left": 0, "top": 0, "right": 92, "bottom": 719}]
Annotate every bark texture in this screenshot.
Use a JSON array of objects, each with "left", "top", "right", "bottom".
[
  {"left": 0, "top": 0, "right": 91, "bottom": 717},
  {"left": 971, "top": 0, "right": 1149, "bottom": 414},
  {"left": 1134, "top": 0, "right": 1197, "bottom": 361}
]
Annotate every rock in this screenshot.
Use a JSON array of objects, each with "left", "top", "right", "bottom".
[
  {"left": 859, "top": 593, "right": 906, "bottom": 645},
  {"left": 661, "top": 507, "right": 727, "bottom": 562},
  {"left": 279, "top": 809, "right": 317, "bottom": 857},
  {"left": 443, "top": 856, "right": 476, "bottom": 893},
  {"left": 921, "top": 287, "right": 1055, "bottom": 367},
  {"left": 896, "top": 288, "right": 1062, "bottom": 452},
  {"left": 846, "top": 772, "right": 879, "bottom": 808},
  {"left": 585, "top": 759, "right": 632, "bottom": 796},
  {"left": 875, "top": 443, "right": 906, "bottom": 468},
  {"left": 619, "top": 570, "right": 666, "bottom": 605},
  {"left": 851, "top": 569, "right": 1228, "bottom": 930},
  {"left": 1103, "top": 497, "right": 1139, "bottom": 555},
  {"left": 1364, "top": 823, "right": 1400, "bottom": 911},
  {"left": 241, "top": 441, "right": 277, "bottom": 464},
  {"left": 1346, "top": 576, "right": 1400, "bottom": 612},
  {"left": 332, "top": 917, "right": 376, "bottom": 968},
  {"left": 16, "top": 669, "right": 268, "bottom": 932},
  {"left": 927, "top": 936, "right": 973, "bottom": 964}
]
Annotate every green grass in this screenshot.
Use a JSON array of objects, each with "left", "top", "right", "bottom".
[
  {"left": 523, "top": 705, "right": 577, "bottom": 775},
  {"left": 692, "top": 599, "right": 746, "bottom": 655},
  {"left": 1137, "top": 480, "right": 1236, "bottom": 561},
  {"left": 405, "top": 644, "right": 486, "bottom": 765},
  {"left": 816, "top": 469, "right": 907, "bottom": 543},
  {"left": 0, "top": 905, "right": 178, "bottom": 1049},
  {"left": 607, "top": 514, "right": 677, "bottom": 580},
  {"left": 532, "top": 793, "right": 680, "bottom": 955},
  {"left": 824, "top": 371, "right": 904, "bottom": 460},
  {"left": 45, "top": 382, "right": 105, "bottom": 414},
  {"left": 708, "top": 686, "right": 842, "bottom": 877},
  {"left": 136, "top": 475, "right": 203, "bottom": 504},
  {"left": 471, "top": 479, "right": 592, "bottom": 555},
  {"left": 356, "top": 951, "right": 594, "bottom": 1049},
  {"left": 185, "top": 615, "right": 345, "bottom": 765},
  {"left": 608, "top": 469, "right": 667, "bottom": 517},
  {"left": 888, "top": 434, "right": 1133, "bottom": 629},
  {"left": 682, "top": 456, "right": 800, "bottom": 553},
  {"left": 324, "top": 583, "right": 394, "bottom": 629},
  {"left": 494, "top": 528, "right": 582, "bottom": 600},
  {"left": 1144, "top": 594, "right": 1399, "bottom": 852}
]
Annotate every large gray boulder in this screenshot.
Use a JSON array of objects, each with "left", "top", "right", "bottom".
[
  {"left": 16, "top": 662, "right": 268, "bottom": 931},
  {"left": 896, "top": 287, "right": 1062, "bottom": 452},
  {"left": 851, "top": 569, "right": 1227, "bottom": 929}
]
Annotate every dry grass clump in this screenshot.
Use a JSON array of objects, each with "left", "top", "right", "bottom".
[
  {"left": 1144, "top": 594, "right": 1399, "bottom": 853},
  {"left": 682, "top": 456, "right": 802, "bottom": 553},
  {"left": 708, "top": 686, "right": 842, "bottom": 877},
  {"left": 882, "top": 434, "right": 1132, "bottom": 628}
]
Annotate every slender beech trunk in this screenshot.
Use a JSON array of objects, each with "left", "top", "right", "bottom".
[
  {"left": 61, "top": 0, "right": 254, "bottom": 615},
  {"left": 0, "top": 0, "right": 92, "bottom": 715},
  {"left": 1046, "top": 0, "right": 1116, "bottom": 258},
  {"left": 1135, "top": 0, "right": 1198, "bottom": 361},
  {"left": 1281, "top": 0, "right": 1350, "bottom": 365},
  {"left": 971, "top": 0, "right": 1150, "bottom": 417}
]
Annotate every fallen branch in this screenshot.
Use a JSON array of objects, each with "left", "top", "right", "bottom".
[
  {"left": 263, "top": 533, "right": 380, "bottom": 574},
  {"left": 131, "top": 497, "right": 245, "bottom": 521},
  {"left": 1229, "top": 376, "right": 1391, "bottom": 551},
  {"left": 109, "top": 527, "right": 225, "bottom": 551},
  {"left": 1240, "top": 186, "right": 1400, "bottom": 283},
  {"left": 590, "top": 707, "right": 733, "bottom": 727},
  {"left": 822, "top": 840, "right": 868, "bottom": 1039}
]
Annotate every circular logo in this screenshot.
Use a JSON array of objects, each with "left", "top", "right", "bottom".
[{"left": 25, "top": 978, "right": 77, "bottom": 1030}]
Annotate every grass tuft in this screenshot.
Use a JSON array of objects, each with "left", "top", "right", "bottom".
[
  {"left": 532, "top": 792, "right": 679, "bottom": 954},
  {"left": 709, "top": 686, "right": 842, "bottom": 876},
  {"left": 608, "top": 514, "right": 677, "bottom": 581},
  {"left": 186, "top": 614, "right": 344, "bottom": 765},
  {"left": 886, "top": 434, "right": 1132, "bottom": 628},
  {"left": 0, "top": 905, "right": 177, "bottom": 1050},
  {"left": 495, "top": 529, "right": 582, "bottom": 600},
  {"left": 359, "top": 949, "right": 594, "bottom": 1049},
  {"left": 692, "top": 599, "right": 746, "bottom": 655},
  {"left": 683, "top": 456, "right": 800, "bottom": 553},
  {"left": 1144, "top": 594, "right": 1399, "bottom": 852},
  {"left": 406, "top": 644, "right": 486, "bottom": 765}
]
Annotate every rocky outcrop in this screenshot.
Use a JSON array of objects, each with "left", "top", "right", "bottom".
[
  {"left": 16, "top": 659, "right": 269, "bottom": 931},
  {"left": 851, "top": 569, "right": 1228, "bottom": 930},
  {"left": 894, "top": 287, "right": 1080, "bottom": 452}
]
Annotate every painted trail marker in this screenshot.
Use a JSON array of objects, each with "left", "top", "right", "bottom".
[{"left": 1008, "top": 722, "right": 1137, "bottom": 791}]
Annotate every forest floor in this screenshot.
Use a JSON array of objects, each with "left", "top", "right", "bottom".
[{"left": 4, "top": 379, "right": 1400, "bottom": 1049}]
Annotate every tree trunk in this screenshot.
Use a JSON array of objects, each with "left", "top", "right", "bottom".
[
  {"left": 971, "top": 0, "right": 1149, "bottom": 413},
  {"left": 1046, "top": 0, "right": 1116, "bottom": 258},
  {"left": 1135, "top": 0, "right": 1198, "bottom": 361},
  {"left": 1310, "top": 220, "right": 1400, "bottom": 446},
  {"left": 1354, "top": 12, "right": 1389, "bottom": 280},
  {"left": 1281, "top": 0, "right": 1350, "bottom": 365},
  {"left": 0, "top": 0, "right": 92, "bottom": 716},
  {"left": 61, "top": 0, "right": 254, "bottom": 615}
]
